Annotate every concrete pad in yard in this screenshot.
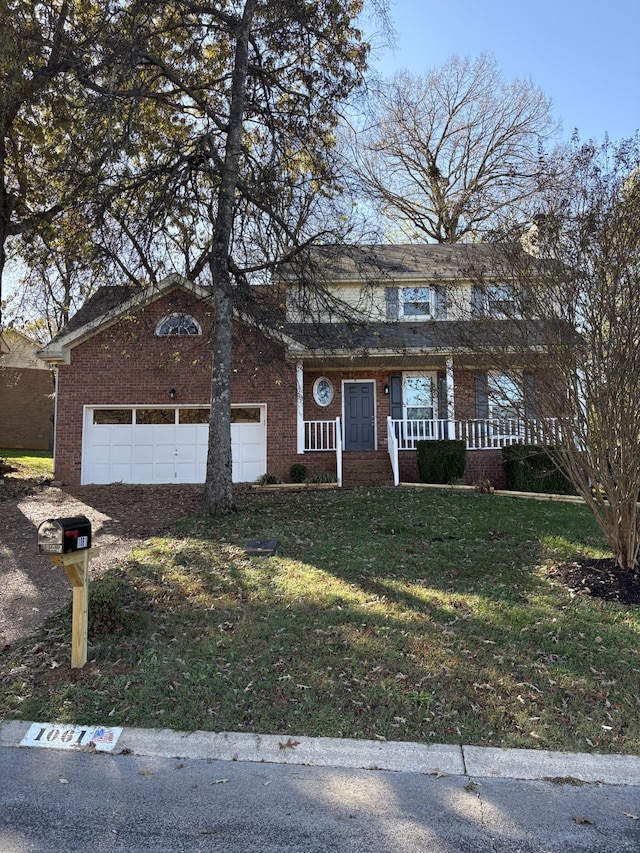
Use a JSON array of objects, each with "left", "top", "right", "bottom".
[{"left": 463, "top": 745, "right": 640, "bottom": 785}]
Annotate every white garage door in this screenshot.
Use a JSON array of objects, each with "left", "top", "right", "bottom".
[{"left": 82, "top": 406, "right": 266, "bottom": 485}]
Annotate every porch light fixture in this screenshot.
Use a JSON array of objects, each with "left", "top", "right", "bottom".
[
  {"left": 169, "top": 388, "right": 176, "bottom": 399},
  {"left": 384, "top": 384, "right": 389, "bottom": 395}
]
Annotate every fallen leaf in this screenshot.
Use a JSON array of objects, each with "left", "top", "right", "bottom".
[
  {"left": 426, "top": 770, "right": 448, "bottom": 778},
  {"left": 58, "top": 778, "right": 70, "bottom": 784},
  {"left": 278, "top": 738, "right": 300, "bottom": 750},
  {"left": 138, "top": 770, "right": 155, "bottom": 777},
  {"left": 212, "top": 779, "right": 229, "bottom": 785},
  {"left": 623, "top": 813, "right": 639, "bottom": 820},
  {"left": 572, "top": 816, "right": 594, "bottom": 825}
]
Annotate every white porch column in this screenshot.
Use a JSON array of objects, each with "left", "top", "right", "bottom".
[
  {"left": 296, "top": 361, "right": 305, "bottom": 454},
  {"left": 446, "top": 356, "right": 456, "bottom": 440}
]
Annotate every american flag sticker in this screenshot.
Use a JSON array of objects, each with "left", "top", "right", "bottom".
[
  {"left": 21, "top": 723, "right": 123, "bottom": 753},
  {"left": 91, "top": 727, "right": 115, "bottom": 746}
]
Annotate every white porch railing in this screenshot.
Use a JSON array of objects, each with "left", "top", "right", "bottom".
[
  {"left": 304, "top": 417, "right": 342, "bottom": 487},
  {"left": 391, "top": 418, "right": 563, "bottom": 451},
  {"left": 304, "top": 419, "right": 338, "bottom": 451},
  {"left": 457, "top": 418, "right": 563, "bottom": 449}
]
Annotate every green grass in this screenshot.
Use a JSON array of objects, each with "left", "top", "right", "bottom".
[
  {"left": 0, "top": 449, "right": 53, "bottom": 479},
  {"left": 2, "top": 487, "right": 639, "bottom": 755}
]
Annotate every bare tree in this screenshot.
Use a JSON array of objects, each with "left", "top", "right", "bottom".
[
  {"left": 463, "top": 136, "right": 640, "bottom": 571},
  {"left": 353, "top": 54, "right": 559, "bottom": 243}
]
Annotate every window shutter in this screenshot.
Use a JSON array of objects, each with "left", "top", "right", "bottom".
[
  {"left": 475, "top": 374, "right": 489, "bottom": 419},
  {"left": 471, "top": 286, "right": 485, "bottom": 317},
  {"left": 385, "top": 287, "right": 399, "bottom": 320},
  {"left": 389, "top": 375, "right": 403, "bottom": 420},
  {"left": 437, "top": 373, "right": 447, "bottom": 419},
  {"left": 524, "top": 372, "right": 537, "bottom": 419},
  {"left": 433, "top": 285, "right": 447, "bottom": 319}
]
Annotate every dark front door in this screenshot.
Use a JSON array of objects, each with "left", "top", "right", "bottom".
[{"left": 344, "top": 382, "right": 375, "bottom": 451}]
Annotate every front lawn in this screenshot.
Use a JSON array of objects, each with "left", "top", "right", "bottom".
[
  {"left": 2, "top": 487, "right": 639, "bottom": 754},
  {"left": 0, "top": 449, "right": 53, "bottom": 479}
]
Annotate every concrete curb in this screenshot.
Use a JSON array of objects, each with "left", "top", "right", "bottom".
[{"left": 2, "top": 720, "right": 639, "bottom": 786}]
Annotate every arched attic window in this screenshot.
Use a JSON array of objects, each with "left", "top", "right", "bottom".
[{"left": 155, "top": 313, "right": 201, "bottom": 336}]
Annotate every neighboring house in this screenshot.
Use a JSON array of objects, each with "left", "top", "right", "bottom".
[
  {"left": 0, "top": 329, "right": 54, "bottom": 450},
  {"left": 38, "top": 244, "right": 553, "bottom": 488}
]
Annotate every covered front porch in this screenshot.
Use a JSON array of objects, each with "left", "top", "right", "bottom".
[{"left": 293, "top": 361, "right": 560, "bottom": 488}]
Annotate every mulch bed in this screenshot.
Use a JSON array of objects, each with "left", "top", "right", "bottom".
[{"left": 549, "top": 558, "right": 640, "bottom": 605}]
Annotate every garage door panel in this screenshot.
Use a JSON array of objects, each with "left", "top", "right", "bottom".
[
  {"left": 87, "top": 463, "right": 112, "bottom": 484},
  {"left": 111, "top": 428, "right": 135, "bottom": 446},
  {"left": 153, "top": 426, "right": 178, "bottom": 446},
  {"left": 132, "top": 463, "right": 154, "bottom": 483},
  {"left": 154, "top": 444, "right": 177, "bottom": 464},
  {"left": 132, "top": 445, "right": 154, "bottom": 463},
  {"left": 152, "top": 463, "right": 177, "bottom": 483},
  {"left": 83, "top": 407, "right": 265, "bottom": 485},
  {"left": 110, "top": 445, "right": 132, "bottom": 464},
  {"left": 133, "top": 426, "right": 156, "bottom": 445}
]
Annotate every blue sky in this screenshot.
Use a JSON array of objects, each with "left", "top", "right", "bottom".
[{"left": 367, "top": 0, "right": 639, "bottom": 143}]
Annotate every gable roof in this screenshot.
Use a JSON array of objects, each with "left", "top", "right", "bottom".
[
  {"left": 295, "top": 243, "right": 505, "bottom": 283},
  {"left": 38, "top": 275, "right": 210, "bottom": 364}
]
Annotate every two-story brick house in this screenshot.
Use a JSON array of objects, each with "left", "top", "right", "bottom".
[{"left": 39, "top": 243, "right": 552, "bottom": 488}]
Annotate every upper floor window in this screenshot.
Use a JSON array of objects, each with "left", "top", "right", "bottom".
[
  {"left": 400, "top": 287, "right": 432, "bottom": 319},
  {"left": 486, "top": 284, "right": 518, "bottom": 317},
  {"left": 155, "top": 314, "right": 201, "bottom": 336}
]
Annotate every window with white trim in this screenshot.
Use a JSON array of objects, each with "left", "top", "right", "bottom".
[
  {"left": 400, "top": 287, "right": 432, "bottom": 319},
  {"left": 403, "top": 372, "right": 435, "bottom": 419},
  {"left": 487, "top": 373, "right": 521, "bottom": 421},
  {"left": 486, "top": 284, "right": 518, "bottom": 317},
  {"left": 156, "top": 314, "right": 201, "bottom": 336},
  {"left": 402, "top": 372, "right": 437, "bottom": 440}
]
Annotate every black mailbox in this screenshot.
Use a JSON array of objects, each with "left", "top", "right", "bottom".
[{"left": 37, "top": 516, "right": 92, "bottom": 555}]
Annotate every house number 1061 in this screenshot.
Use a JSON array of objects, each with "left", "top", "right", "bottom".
[{"left": 32, "top": 726, "right": 87, "bottom": 745}]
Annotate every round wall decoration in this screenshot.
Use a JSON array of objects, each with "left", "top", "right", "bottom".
[{"left": 313, "top": 376, "right": 334, "bottom": 407}]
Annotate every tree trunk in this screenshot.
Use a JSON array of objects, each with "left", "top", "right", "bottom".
[
  {"left": 202, "top": 255, "right": 235, "bottom": 515},
  {"left": 202, "top": 0, "right": 257, "bottom": 516}
]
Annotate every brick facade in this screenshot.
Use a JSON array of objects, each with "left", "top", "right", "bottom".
[
  {"left": 53, "top": 289, "right": 300, "bottom": 484},
  {"left": 50, "top": 285, "right": 507, "bottom": 487},
  {"left": 0, "top": 365, "right": 54, "bottom": 450}
]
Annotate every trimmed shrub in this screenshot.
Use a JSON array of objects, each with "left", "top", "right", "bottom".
[
  {"left": 289, "top": 463, "right": 308, "bottom": 483},
  {"left": 304, "top": 471, "right": 337, "bottom": 484},
  {"left": 416, "top": 440, "right": 466, "bottom": 484},
  {"left": 502, "top": 445, "right": 575, "bottom": 495},
  {"left": 256, "top": 472, "right": 282, "bottom": 485}
]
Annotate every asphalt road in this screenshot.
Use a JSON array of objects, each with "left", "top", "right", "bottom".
[{"left": 1, "top": 741, "right": 639, "bottom": 852}]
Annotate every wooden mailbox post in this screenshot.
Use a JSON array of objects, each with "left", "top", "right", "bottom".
[
  {"left": 47, "top": 548, "right": 101, "bottom": 668},
  {"left": 37, "top": 516, "right": 100, "bottom": 669}
]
